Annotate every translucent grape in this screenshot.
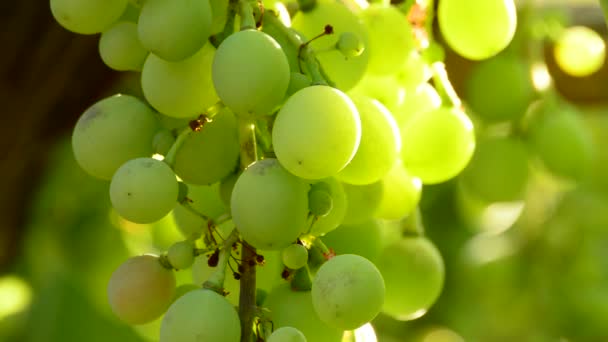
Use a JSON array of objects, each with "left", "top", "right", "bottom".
[
  {"left": 213, "top": 30, "right": 290, "bottom": 117},
  {"left": 554, "top": 26, "right": 606, "bottom": 77},
  {"left": 160, "top": 289, "right": 240, "bottom": 342},
  {"left": 110, "top": 158, "right": 178, "bottom": 224},
  {"left": 173, "top": 109, "right": 240, "bottom": 185},
  {"left": 138, "top": 0, "right": 212, "bottom": 61},
  {"left": 438, "top": 0, "right": 517, "bottom": 60},
  {"left": 72, "top": 94, "right": 159, "bottom": 180},
  {"left": 172, "top": 183, "right": 227, "bottom": 239},
  {"left": 51, "top": 0, "right": 127, "bottom": 34},
  {"left": 231, "top": 159, "right": 309, "bottom": 250},
  {"left": 377, "top": 237, "right": 444, "bottom": 320},
  {"left": 99, "top": 21, "right": 148, "bottom": 71},
  {"left": 282, "top": 244, "right": 309, "bottom": 269},
  {"left": 341, "top": 182, "right": 383, "bottom": 225},
  {"left": 273, "top": 86, "right": 361, "bottom": 180},
  {"left": 401, "top": 107, "right": 475, "bottom": 184},
  {"left": 321, "top": 220, "right": 383, "bottom": 263},
  {"left": 336, "top": 32, "right": 365, "bottom": 58},
  {"left": 349, "top": 73, "right": 405, "bottom": 113},
  {"left": 108, "top": 255, "right": 175, "bottom": 325},
  {"left": 167, "top": 241, "right": 195, "bottom": 270},
  {"left": 392, "top": 83, "right": 441, "bottom": 128},
  {"left": 309, "top": 178, "right": 348, "bottom": 236},
  {"left": 337, "top": 96, "right": 401, "bottom": 185},
  {"left": 312, "top": 254, "right": 384, "bottom": 330},
  {"left": 375, "top": 161, "right": 422, "bottom": 221},
  {"left": 141, "top": 43, "right": 219, "bottom": 118},
  {"left": 267, "top": 327, "right": 307, "bottom": 342},
  {"left": 308, "top": 188, "right": 333, "bottom": 217}
]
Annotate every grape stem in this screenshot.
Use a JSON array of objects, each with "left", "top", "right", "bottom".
[
  {"left": 402, "top": 207, "right": 425, "bottom": 236},
  {"left": 431, "top": 62, "right": 462, "bottom": 109},
  {"left": 203, "top": 229, "right": 239, "bottom": 293},
  {"left": 239, "top": 0, "right": 256, "bottom": 30},
  {"left": 163, "top": 126, "right": 192, "bottom": 167}
]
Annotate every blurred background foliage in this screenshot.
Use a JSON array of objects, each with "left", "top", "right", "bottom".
[{"left": 0, "top": 0, "right": 607, "bottom": 341}]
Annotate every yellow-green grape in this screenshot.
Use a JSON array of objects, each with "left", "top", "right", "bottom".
[
  {"left": 172, "top": 183, "right": 226, "bottom": 240},
  {"left": 160, "top": 289, "right": 240, "bottom": 342},
  {"left": 141, "top": 43, "right": 218, "bottom": 118},
  {"left": 138, "top": 0, "right": 212, "bottom": 61},
  {"left": 309, "top": 188, "right": 333, "bottom": 217},
  {"left": 309, "top": 178, "right": 348, "bottom": 236},
  {"left": 377, "top": 237, "right": 444, "bottom": 320},
  {"left": 396, "top": 51, "right": 432, "bottom": 88},
  {"left": 173, "top": 109, "right": 240, "bottom": 185},
  {"left": 312, "top": 254, "right": 384, "bottom": 330},
  {"left": 191, "top": 255, "right": 240, "bottom": 305},
  {"left": 291, "top": 1, "right": 370, "bottom": 91},
  {"left": 231, "top": 159, "right": 309, "bottom": 250},
  {"left": 268, "top": 327, "right": 308, "bottom": 342},
  {"left": 110, "top": 157, "right": 178, "bottom": 224},
  {"left": 168, "top": 241, "right": 195, "bottom": 270},
  {"left": 393, "top": 83, "right": 441, "bottom": 128},
  {"left": 321, "top": 220, "right": 383, "bottom": 263},
  {"left": 375, "top": 161, "right": 422, "bottom": 221},
  {"left": 152, "top": 129, "right": 175, "bottom": 156},
  {"left": 361, "top": 4, "right": 416, "bottom": 75},
  {"left": 438, "top": 0, "right": 517, "bottom": 60},
  {"left": 341, "top": 182, "right": 383, "bottom": 225},
  {"left": 108, "top": 255, "right": 176, "bottom": 325},
  {"left": 273, "top": 86, "right": 361, "bottom": 180},
  {"left": 461, "top": 137, "right": 529, "bottom": 203},
  {"left": 282, "top": 244, "right": 309, "bottom": 269},
  {"left": 401, "top": 107, "right": 475, "bottom": 184},
  {"left": 51, "top": 0, "right": 127, "bottom": 34},
  {"left": 337, "top": 96, "right": 401, "bottom": 185},
  {"left": 336, "top": 32, "right": 365, "bottom": 58},
  {"left": 209, "top": 0, "right": 228, "bottom": 34},
  {"left": 554, "top": 26, "right": 606, "bottom": 77},
  {"left": 99, "top": 21, "right": 149, "bottom": 71},
  {"left": 72, "top": 94, "right": 159, "bottom": 180},
  {"left": 213, "top": 29, "right": 290, "bottom": 117},
  {"left": 264, "top": 284, "right": 343, "bottom": 342}
]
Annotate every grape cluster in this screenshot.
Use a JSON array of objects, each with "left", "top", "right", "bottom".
[{"left": 50, "top": 0, "right": 601, "bottom": 340}]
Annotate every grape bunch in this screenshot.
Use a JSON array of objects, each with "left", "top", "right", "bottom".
[{"left": 50, "top": 0, "right": 602, "bottom": 340}]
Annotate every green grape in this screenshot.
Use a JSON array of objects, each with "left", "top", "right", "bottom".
[
  {"left": 554, "top": 26, "right": 606, "bottom": 77},
  {"left": 268, "top": 327, "right": 308, "bottom": 342},
  {"left": 160, "top": 289, "right": 240, "bottom": 342},
  {"left": 173, "top": 109, "right": 240, "bottom": 185},
  {"left": 291, "top": 1, "right": 370, "bottom": 91},
  {"left": 99, "top": 21, "right": 149, "bottom": 71},
  {"left": 349, "top": 73, "right": 405, "bottom": 113},
  {"left": 341, "top": 182, "right": 383, "bottom": 225},
  {"left": 392, "top": 83, "right": 441, "bottom": 128},
  {"left": 361, "top": 4, "right": 416, "bottom": 75},
  {"left": 282, "top": 244, "right": 309, "bottom": 269},
  {"left": 209, "top": 0, "right": 228, "bottom": 34},
  {"left": 219, "top": 173, "right": 239, "bottom": 208},
  {"left": 141, "top": 43, "right": 219, "bottom": 118},
  {"left": 273, "top": 86, "right": 361, "bottom": 180},
  {"left": 377, "top": 237, "right": 444, "bottom": 320},
  {"left": 138, "top": 0, "right": 212, "bottom": 61},
  {"left": 108, "top": 255, "right": 175, "bottom": 325},
  {"left": 336, "top": 32, "right": 365, "bottom": 58},
  {"left": 110, "top": 158, "right": 178, "bottom": 224},
  {"left": 172, "top": 183, "right": 227, "bottom": 239},
  {"left": 213, "top": 29, "right": 290, "bottom": 117},
  {"left": 168, "top": 241, "right": 195, "bottom": 270},
  {"left": 309, "top": 178, "right": 348, "bottom": 236},
  {"left": 461, "top": 136, "right": 529, "bottom": 203},
  {"left": 309, "top": 189, "right": 333, "bottom": 217},
  {"left": 312, "top": 254, "right": 384, "bottom": 330},
  {"left": 286, "top": 72, "right": 312, "bottom": 98},
  {"left": 321, "top": 220, "right": 383, "bottom": 263},
  {"left": 438, "top": 0, "right": 517, "bottom": 60},
  {"left": 51, "top": 0, "right": 127, "bottom": 34},
  {"left": 396, "top": 51, "right": 432, "bottom": 88},
  {"left": 264, "top": 284, "right": 343, "bottom": 342},
  {"left": 401, "top": 107, "right": 475, "bottom": 184},
  {"left": 375, "top": 161, "right": 422, "bottom": 221},
  {"left": 72, "top": 94, "right": 159, "bottom": 180},
  {"left": 231, "top": 159, "right": 309, "bottom": 250},
  {"left": 191, "top": 255, "right": 240, "bottom": 305},
  {"left": 152, "top": 129, "right": 175, "bottom": 156},
  {"left": 466, "top": 54, "right": 535, "bottom": 122},
  {"left": 337, "top": 96, "right": 401, "bottom": 185}
]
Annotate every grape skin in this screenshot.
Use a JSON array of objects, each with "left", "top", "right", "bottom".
[
  {"left": 50, "top": 0, "right": 127, "bottom": 35},
  {"left": 267, "top": 327, "right": 307, "bottom": 342},
  {"left": 99, "top": 21, "right": 149, "bottom": 72}
]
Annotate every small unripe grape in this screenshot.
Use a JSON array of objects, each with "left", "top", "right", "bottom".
[
  {"left": 268, "top": 327, "right": 307, "bottom": 342},
  {"left": 554, "top": 26, "right": 606, "bottom": 77},
  {"left": 168, "top": 241, "right": 195, "bottom": 270},
  {"left": 99, "top": 21, "right": 149, "bottom": 71},
  {"left": 336, "top": 32, "right": 364, "bottom": 58},
  {"left": 282, "top": 244, "right": 309, "bottom": 270},
  {"left": 308, "top": 189, "right": 333, "bottom": 217}
]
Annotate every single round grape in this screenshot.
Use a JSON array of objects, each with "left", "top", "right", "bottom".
[
  {"left": 401, "top": 107, "right": 475, "bottom": 184},
  {"left": 110, "top": 158, "right": 178, "bottom": 223},
  {"left": 336, "top": 32, "right": 365, "bottom": 58},
  {"left": 361, "top": 4, "right": 416, "bottom": 75},
  {"left": 309, "top": 178, "right": 348, "bottom": 236},
  {"left": 153, "top": 129, "right": 175, "bottom": 156},
  {"left": 438, "top": 0, "right": 517, "bottom": 60},
  {"left": 99, "top": 21, "right": 149, "bottom": 71},
  {"left": 213, "top": 29, "right": 289, "bottom": 117},
  {"left": 160, "top": 289, "right": 240, "bottom": 342},
  {"left": 312, "top": 254, "right": 384, "bottom": 330},
  {"left": 268, "top": 327, "right": 307, "bottom": 342},
  {"left": 168, "top": 241, "right": 195, "bottom": 270},
  {"left": 231, "top": 159, "right": 309, "bottom": 250},
  {"left": 341, "top": 182, "right": 383, "bottom": 225},
  {"left": 377, "top": 237, "right": 444, "bottom": 320},
  {"left": 141, "top": 43, "right": 219, "bottom": 118},
  {"left": 393, "top": 83, "right": 442, "bottom": 128},
  {"left": 173, "top": 109, "right": 240, "bottom": 185},
  {"left": 554, "top": 26, "right": 606, "bottom": 77},
  {"left": 349, "top": 73, "right": 405, "bottom": 113},
  {"left": 375, "top": 161, "right": 422, "bottom": 221},
  {"left": 108, "top": 255, "right": 175, "bottom": 325},
  {"left": 337, "top": 96, "right": 401, "bottom": 185},
  {"left": 172, "top": 183, "right": 227, "bottom": 239},
  {"left": 72, "top": 94, "right": 159, "bottom": 180},
  {"left": 282, "top": 244, "right": 309, "bottom": 270},
  {"left": 51, "top": 0, "right": 127, "bottom": 34},
  {"left": 309, "top": 189, "right": 333, "bottom": 217},
  {"left": 273, "top": 86, "right": 361, "bottom": 180},
  {"left": 138, "top": 0, "right": 212, "bottom": 61},
  {"left": 321, "top": 220, "right": 383, "bottom": 263}
]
